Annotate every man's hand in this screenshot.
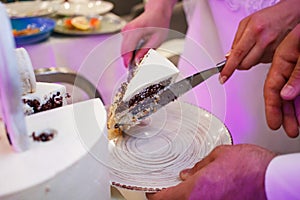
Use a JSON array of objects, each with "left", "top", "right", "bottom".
[
  {"left": 147, "top": 144, "right": 276, "bottom": 200},
  {"left": 264, "top": 24, "right": 300, "bottom": 138}
]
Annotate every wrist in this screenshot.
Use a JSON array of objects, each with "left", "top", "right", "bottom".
[
  {"left": 144, "top": 0, "right": 178, "bottom": 19},
  {"left": 277, "top": 0, "right": 300, "bottom": 24}
]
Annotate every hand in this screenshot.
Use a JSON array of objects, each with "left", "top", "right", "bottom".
[
  {"left": 121, "top": 0, "right": 177, "bottom": 67},
  {"left": 220, "top": 0, "right": 300, "bottom": 83},
  {"left": 264, "top": 24, "right": 300, "bottom": 138},
  {"left": 147, "top": 144, "right": 276, "bottom": 200}
]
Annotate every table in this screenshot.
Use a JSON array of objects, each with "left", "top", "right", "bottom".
[{"left": 24, "top": 32, "right": 128, "bottom": 105}]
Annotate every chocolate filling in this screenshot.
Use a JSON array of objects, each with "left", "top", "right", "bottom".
[
  {"left": 128, "top": 79, "right": 172, "bottom": 107},
  {"left": 23, "top": 92, "right": 69, "bottom": 114},
  {"left": 31, "top": 131, "right": 56, "bottom": 142}
]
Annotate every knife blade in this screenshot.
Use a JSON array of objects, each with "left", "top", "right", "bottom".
[
  {"left": 156, "top": 60, "right": 226, "bottom": 106},
  {"left": 126, "top": 60, "right": 226, "bottom": 122}
]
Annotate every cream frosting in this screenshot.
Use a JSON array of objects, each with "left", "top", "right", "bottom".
[
  {"left": 15, "top": 47, "right": 36, "bottom": 95},
  {"left": 123, "top": 49, "right": 179, "bottom": 102},
  {"left": 0, "top": 99, "right": 110, "bottom": 200}
]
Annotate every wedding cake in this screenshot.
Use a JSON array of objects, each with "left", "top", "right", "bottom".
[
  {"left": 0, "top": 6, "right": 110, "bottom": 199},
  {"left": 14, "top": 47, "right": 69, "bottom": 115},
  {"left": 0, "top": 99, "right": 110, "bottom": 200}
]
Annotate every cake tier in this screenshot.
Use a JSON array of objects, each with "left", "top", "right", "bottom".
[
  {"left": 22, "top": 82, "right": 68, "bottom": 115},
  {"left": 15, "top": 47, "right": 36, "bottom": 95},
  {"left": 0, "top": 99, "right": 110, "bottom": 200}
]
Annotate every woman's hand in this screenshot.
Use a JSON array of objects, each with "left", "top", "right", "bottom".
[
  {"left": 147, "top": 144, "right": 276, "bottom": 200},
  {"left": 220, "top": 0, "right": 300, "bottom": 83},
  {"left": 264, "top": 24, "right": 300, "bottom": 138},
  {"left": 121, "top": 0, "right": 178, "bottom": 67}
]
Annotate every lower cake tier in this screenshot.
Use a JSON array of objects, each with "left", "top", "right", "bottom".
[
  {"left": 0, "top": 99, "right": 110, "bottom": 200},
  {"left": 22, "top": 82, "right": 69, "bottom": 115}
]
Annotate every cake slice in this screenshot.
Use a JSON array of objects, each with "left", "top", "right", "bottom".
[
  {"left": 107, "top": 49, "right": 179, "bottom": 139},
  {"left": 14, "top": 47, "right": 69, "bottom": 115}
]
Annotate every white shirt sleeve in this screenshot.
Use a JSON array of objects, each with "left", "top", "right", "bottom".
[{"left": 265, "top": 153, "right": 300, "bottom": 199}]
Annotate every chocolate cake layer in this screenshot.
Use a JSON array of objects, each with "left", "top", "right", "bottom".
[{"left": 23, "top": 92, "right": 70, "bottom": 114}]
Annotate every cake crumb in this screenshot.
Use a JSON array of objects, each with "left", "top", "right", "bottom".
[{"left": 31, "top": 129, "right": 57, "bottom": 142}]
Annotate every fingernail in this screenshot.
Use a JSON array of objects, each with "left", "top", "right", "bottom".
[
  {"left": 134, "top": 57, "right": 142, "bottom": 66},
  {"left": 281, "top": 85, "right": 295, "bottom": 98},
  {"left": 219, "top": 75, "right": 228, "bottom": 84},
  {"left": 225, "top": 51, "right": 231, "bottom": 59},
  {"left": 180, "top": 169, "right": 191, "bottom": 180}
]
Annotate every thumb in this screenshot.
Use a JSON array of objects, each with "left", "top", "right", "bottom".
[
  {"left": 134, "top": 48, "right": 150, "bottom": 64},
  {"left": 179, "top": 150, "right": 217, "bottom": 181},
  {"left": 122, "top": 51, "right": 133, "bottom": 68},
  {"left": 281, "top": 58, "right": 300, "bottom": 100}
]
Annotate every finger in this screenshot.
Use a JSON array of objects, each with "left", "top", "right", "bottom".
[
  {"left": 121, "top": 29, "right": 145, "bottom": 67},
  {"left": 263, "top": 42, "right": 294, "bottom": 130},
  {"left": 179, "top": 156, "right": 214, "bottom": 181},
  {"left": 220, "top": 28, "right": 256, "bottom": 83},
  {"left": 134, "top": 47, "right": 150, "bottom": 65},
  {"left": 282, "top": 100, "right": 299, "bottom": 138},
  {"left": 281, "top": 58, "right": 300, "bottom": 100},
  {"left": 122, "top": 51, "right": 133, "bottom": 68},
  {"left": 121, "top": 29, "right": 143, "bottom": 54},
  {"left": 238, "top": 43, "right": 265, "bottom": 70},
  {"left": 133, "top": 32, "right": 166, "bottom": 64},
  {"left": 231, "top": 17, "right": 250, "bottom": 49},
  {"left": 264, "top": 67, "right": 284, "bottom": 130},
  {"left": 179, "top": 145, "right": 228, "bottom": 180},
  {"left": 295, "top": 96, "right": 300, "bottom": 125},
  {"left": 146, "top": 179, "right": 195, "bottom": 200}
]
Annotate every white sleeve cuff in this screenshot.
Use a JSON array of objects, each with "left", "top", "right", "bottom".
[{"left": 265, "top": 153, "right": 300, "bottom": 200}]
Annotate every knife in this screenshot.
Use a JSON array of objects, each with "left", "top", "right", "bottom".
[
  {"left": 118, "top": 60, "right": 226, "bottom": 126},
  {"left": 156, "top": 60, "right": 226, "bottom": 107}
]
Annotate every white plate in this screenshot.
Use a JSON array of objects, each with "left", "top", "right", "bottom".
[
  {"left": 109, "top": 101, "right": 232, "bottom": 192},
  {"left": 5, "top": 1, "right": 60, "bottom": 18},
  {"left": 56, "top": 1, "right": 113, "bottom": 16},
  {"left": 54, "top": 13, "right": 126, "bottom": 35}
]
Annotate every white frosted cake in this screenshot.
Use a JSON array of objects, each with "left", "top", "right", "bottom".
[
  {"left": 0, "top": 99, "right": 110, "bottom": 200},
  {"left": 15, "top": 47, "right": 36, "bottom": 95},
  {"left": 14, "top": 47, "right": 69, "bottom": 115},
  {"left": 0, "top": 8, "right": 110, "bottom": 199},
  {"left": 22, "top": 82, "right": 69, "bottom": 115},
  {"left": 107, "top": 49, "right": 179, "bottom": 139}
]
